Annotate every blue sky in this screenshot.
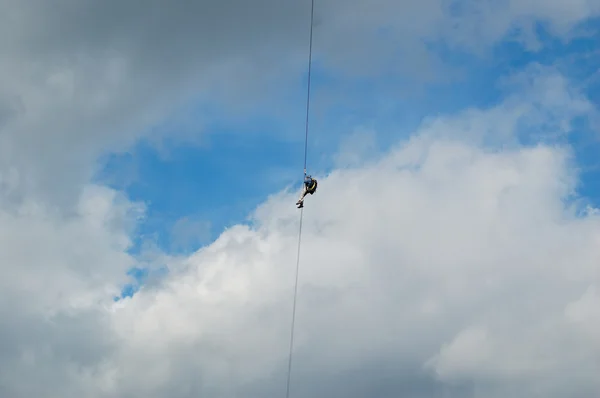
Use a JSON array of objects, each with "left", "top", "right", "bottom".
[{"left": 98, "top": 20, "right": 600, "bottom": 299}]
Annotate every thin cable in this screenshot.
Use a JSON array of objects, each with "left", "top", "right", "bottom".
[
  {"left": 285, "top": 208, "right": 304, "bottom": 398},
  {"left": 285, "top": 0, "right": 315, "bottom": 397},
  {"left": 302, "top": 0, "right": 315, "bottom": 175}
]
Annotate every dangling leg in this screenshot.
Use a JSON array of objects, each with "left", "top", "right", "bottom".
[{"left": 296, "top": 186, "right": 307, "bottom": 208}]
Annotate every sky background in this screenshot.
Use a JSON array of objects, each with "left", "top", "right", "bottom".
[{"left": 0, "top": 0, "right": 599, "bottom": 397}]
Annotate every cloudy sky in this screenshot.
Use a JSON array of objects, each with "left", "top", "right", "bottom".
[{"left": 1, "top": 0, "right": 600, "bottom": 397}]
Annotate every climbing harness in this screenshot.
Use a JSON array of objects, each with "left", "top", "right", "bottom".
[{"left": 285, "top": 0, "right": 315, "bottom": 396}]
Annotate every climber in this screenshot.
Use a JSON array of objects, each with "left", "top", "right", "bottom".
[{"left": 296, "top": 175, "right": 317, "bottom": 208}]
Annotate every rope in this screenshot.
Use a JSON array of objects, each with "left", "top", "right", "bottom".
[
  {"left": 285, "top": 0, "right": 315, "bottom": 397},
  {"left": 285, "top": 208, "right": 304, "bottom": 398},
  {"left": 302, "top": 0, "right": 315, "bottom": 176}
]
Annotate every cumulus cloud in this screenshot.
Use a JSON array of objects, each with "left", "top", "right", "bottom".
[
  {"left": 1, "top": 1, "right": 600, "bottom": 397},
  {"left": 2, "top": 68, "right": 586, "bottom": 397},
  {"left": 0, "top": 184, "right": 143, "bottom": 398}
]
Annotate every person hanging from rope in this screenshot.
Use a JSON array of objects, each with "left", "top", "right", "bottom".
[{"left": 296, "top": 174, "right": 317, "bottom": 208}]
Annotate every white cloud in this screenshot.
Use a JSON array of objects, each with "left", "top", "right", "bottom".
[
  {"left": 73, "top": 69, "right": 598, "bottom": 397},
  {"left": 1, "top": 1, "right": 600, "bottom": 396},
  {"left": 0, "top": 184, "right": 145, "bottom": 398},
  {"left": 0, "top": 184, "right": 141, "bottom": 309}
]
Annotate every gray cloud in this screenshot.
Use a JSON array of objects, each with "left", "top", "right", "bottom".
[
  {"left": 0, "top": 1, "right": 599, "bottom": 397},
  {"left": 1, "top": 0, "right": 599, "bottom": 206},
  {"left": 0, "top": 0, "right": 310, "bottom": 205}
]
